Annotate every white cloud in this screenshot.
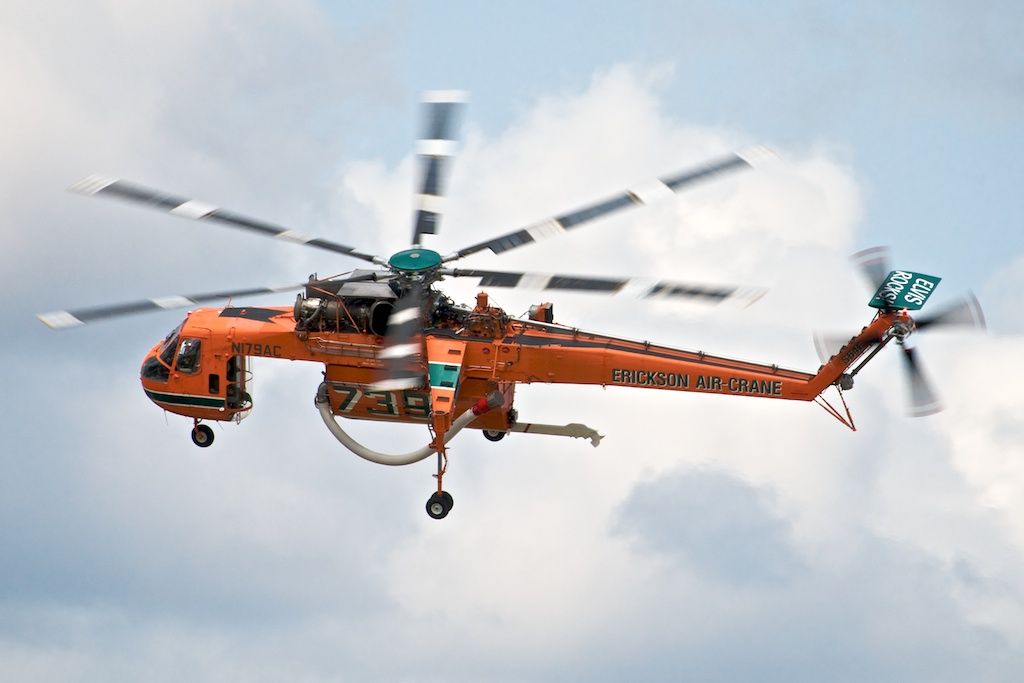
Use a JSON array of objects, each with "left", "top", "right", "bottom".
[
  {"left": 982, "top": 254, "right": 1024, "bottom": 333},
  {"left": 323, "top": 64, "right": 1024, "bottom": 680},
  {"left": 5, "top": 12, "right": 1024, "bottom": 679}
]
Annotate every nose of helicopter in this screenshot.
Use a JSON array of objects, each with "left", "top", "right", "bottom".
[
  {"left": 140, "top": 324, "right": 181, "bottom": 391},
  {"left": 139, "top": 340, "right": 171, "bottom": 394}
]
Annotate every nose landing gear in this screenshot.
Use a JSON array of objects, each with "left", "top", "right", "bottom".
[
  {"left": 482, "top": 429, "right": 506, "bottom": 442},
  {"left": 191, "top": 421, "right": 214, "bottom": 447}
]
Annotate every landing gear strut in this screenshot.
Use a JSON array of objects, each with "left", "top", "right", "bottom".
[
  {"left": 427, "top": 411, "right": 455, "bottom": 520},
  {"left": 191, "top": 421, "right": 214, "bottom": 448}
]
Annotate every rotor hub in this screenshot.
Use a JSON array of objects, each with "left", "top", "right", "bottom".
[
  {"left": 388, "top": 248, "right": 442, "bottom": 273},
  {"left": 889, "top": 317, "right": 914, "bottom": 343}
]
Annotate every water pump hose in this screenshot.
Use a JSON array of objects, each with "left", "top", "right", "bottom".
[{"left": 315, "top": 382, "right": 503, "bottom": 465}]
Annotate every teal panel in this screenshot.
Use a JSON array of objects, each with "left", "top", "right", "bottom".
[
  {"left": 428, "top": 361, "right": 460, "bottom": 389},
  {"left": 869, "top": 270, "right": 941, "bottom": 311}
]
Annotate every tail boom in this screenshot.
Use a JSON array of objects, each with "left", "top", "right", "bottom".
[
  {"left": 500, "top": 313, "right": 900, "bottom": 404},
  {"left": 803, "top": 310, "right": 903, "bottom": 396}
]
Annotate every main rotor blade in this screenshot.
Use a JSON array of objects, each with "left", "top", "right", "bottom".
[
  {"left": 38, "top": 284, "right": 303, "bottom": 329},
  {"left": 914, "top": 292, "right": 986, "bottom": 332},
  {"left": 852, "top": 246, "right": 892, "bottom": 290},
  {"left": 448, "top": 268, "right": 766, "bottom": 305},
  {"left": 70, "top": 176, "right": 383, "bottom": 264},
  {"left": 371, "top": 284, "right": 427, "bottom": 391},
  {"left": 441, "top": 148, "right": 767, "bottom": 263},
  {"left": 900, "top": 345, "right": 943, "bottom": 417},
  {"left": 411, "top": 90, "right": 467, "bottom": 247}
]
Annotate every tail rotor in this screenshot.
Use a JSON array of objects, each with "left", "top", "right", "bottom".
[
  {"left": 898, "top": 343, "right": 943, "bottom": 417},
  {"left": 817, "top": 246, "right": 985, "bottom": 417},
  {"left": 914, "top": 293, "right": 986, "bottom": 332}
]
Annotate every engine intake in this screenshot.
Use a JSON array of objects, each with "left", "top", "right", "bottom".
[{"left": 295, "top": 295, "right": 394, "bottom": 335}]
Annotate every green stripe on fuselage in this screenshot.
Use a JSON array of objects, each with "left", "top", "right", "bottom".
[{"left": 144, "top": 389, "right": 225, "bottom": 409}]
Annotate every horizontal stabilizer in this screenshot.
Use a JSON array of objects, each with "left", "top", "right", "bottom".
[{"left": 508, "top": 422, "right": 604, "bottom": 447}]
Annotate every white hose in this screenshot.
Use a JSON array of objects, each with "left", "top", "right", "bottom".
[{"left": 315, "top": 383, "right": 502, "bottom": 466}]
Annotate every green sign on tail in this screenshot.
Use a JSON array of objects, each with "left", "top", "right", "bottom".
[{"left": 869, "top": 270, "right": 941, "bottom": 311}]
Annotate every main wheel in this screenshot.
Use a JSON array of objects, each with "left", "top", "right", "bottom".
[
  {"left": 482, "top": 429, "right": 506, "bottom": 442},
  {"left": 426, "top": 491, "right": 453, "bottom": 519},
  {"left": 191, "top": 424, "right": 215, "bottom": 448}
]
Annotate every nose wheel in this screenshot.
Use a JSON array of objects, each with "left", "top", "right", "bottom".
[{"left": 191, "top": 422, "right": 214, "bottom": 448}]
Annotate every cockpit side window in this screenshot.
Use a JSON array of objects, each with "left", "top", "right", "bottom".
[{"left": 176, "top": 338, "right": 201, "bottom": 374}]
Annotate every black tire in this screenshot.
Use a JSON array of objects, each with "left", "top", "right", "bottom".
[
  {"left": 191, "top": 424, "right": 215, "bottom": 448},
  {"left": 426, "top": 491, "right": 452, "bottom": 519},
  {"left": 441, "top": 491, "right": 454, "bottom": 510},
  {"left": 482, "top": 429, "right": 506, "bottom": 442}
]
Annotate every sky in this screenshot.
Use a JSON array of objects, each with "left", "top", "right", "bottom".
[{"left": 1, "top": 1, "right": 1023, "bottom": 680}]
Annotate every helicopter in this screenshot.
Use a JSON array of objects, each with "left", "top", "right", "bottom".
[{"left": 39, "top": 91, "right": 985, "bottom": 519}]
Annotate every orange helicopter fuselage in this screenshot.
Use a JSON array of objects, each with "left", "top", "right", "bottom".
[{"left": 140, "top": 299, "right": 900, "bottom": 430}]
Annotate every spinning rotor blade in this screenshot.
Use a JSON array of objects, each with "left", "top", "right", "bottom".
[
  {"left": 442, "top": 148, "right": 768, "bottom": 263},
  {"left": 915, "top": 292, "right": 986, "bottom": 332},
  {"left": 853, "top": 246, "right": 892, "bottom": 289},
  {"left": 813, "top": 330, "right": 862, "bottom": 364},
  {"left": 448, "top": 268, "right": 765, "bottom": 305},
  {"left": 70, "top": 176, "right": 383, "bottom": 264},
  {"left": 411, "top": 90, "right": 467, "bottom": 246},
  {"left": 371, "top": 284, "right": 427, "bottom": 391},
  {"left": 900, "top": 345, "right": 943, "bottom": 417},
  {"left": 38, "top": 284, "right": 303, "bottom": 329}
]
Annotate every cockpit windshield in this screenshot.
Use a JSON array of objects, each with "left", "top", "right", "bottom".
[
  {"left": 158, "top": 325, "right": 181, "bottom": 368},
  {"left": 142, "top": 325, "right": 181, "bottom": 382}
]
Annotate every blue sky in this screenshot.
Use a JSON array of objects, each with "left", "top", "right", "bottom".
[{"left": 1, "top": 1, "right": 1023, "bottom": 681}]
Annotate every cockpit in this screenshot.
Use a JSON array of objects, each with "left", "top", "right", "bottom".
[
  {"left": 140, "top": 325, "right": 205, "bottom": 380},
  {"left": 141, "top": 324, "right": 180, "bottom": 381},
  {"left": 139, "top": 319, "right": 252, "bottom": 427}
]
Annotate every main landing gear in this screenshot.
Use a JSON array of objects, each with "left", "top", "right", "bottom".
[
  {"left": 191, "top": 420, "right": 214, "bottom": 448},
  {"left": 426, "top": 490, "right": 454, "bottom": 519},
  {"left": 426, "top": 411, "right": 457, "bottom": 520},
  {"left": 426, "top": 429, "right": 454, "bottom": 519}
]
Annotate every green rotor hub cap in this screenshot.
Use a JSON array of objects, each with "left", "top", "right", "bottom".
[{"left": 388, "top": 248, "right": 442, "bottom": 272}]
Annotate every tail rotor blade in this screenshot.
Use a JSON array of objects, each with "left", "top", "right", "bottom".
[
  {"left": 813, "top": 331, "right": 856, "bottom": 364},
  {"left": 900, "top": 345, "right": 943, "bottom": 417},
  {"left": 853, "top": 246, "right": 892, "bottom": 290},
  {"left": 915, "top": 292, "right": 986, "bottom": 332},
  {"left": 411, "top": 90, "right": 467, "bottom": 246}
]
